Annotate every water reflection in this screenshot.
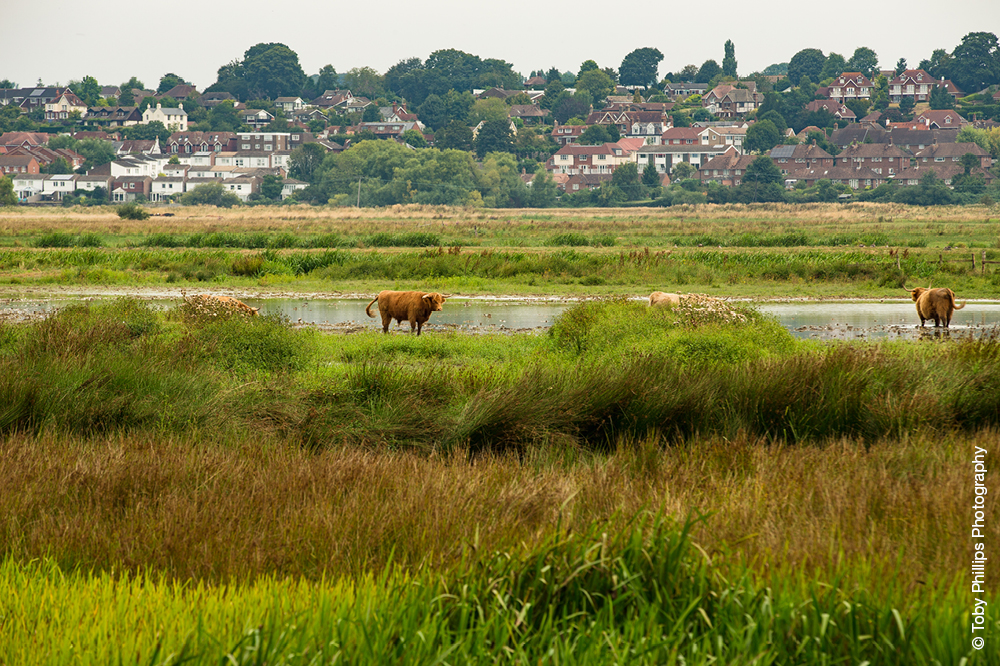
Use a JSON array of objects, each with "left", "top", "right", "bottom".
[
  {"left": 3, "top": 296, "right": 1000, "bottom": 340},
  {"left": 756, "top": 302, "right": 1000, "bottom": 341},
  {"left": 247, "top": 297, "right": 573, "bottom": 332}
]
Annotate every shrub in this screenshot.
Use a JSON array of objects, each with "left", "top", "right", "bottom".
[{"left": 117, "top": 202, "right": 150, "bottom": 220}]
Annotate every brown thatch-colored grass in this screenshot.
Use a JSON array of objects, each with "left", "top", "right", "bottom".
[
  {"left": 2, "top": 428, "right": 993, "bottom": 593},
  {"left": 1, "top": 201, "right": 997, "bottom": 239}
]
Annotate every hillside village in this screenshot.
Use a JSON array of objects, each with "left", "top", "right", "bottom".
[{"left": 2, "top": 34, "right": 1000, "bottom": 207}]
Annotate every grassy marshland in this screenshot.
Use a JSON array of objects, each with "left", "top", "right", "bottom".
[
  {"left": 1, "top": 296, "right": 998, "bottom": 664},
  {"left": 1, "top": 202, "right": 999, "bottom": 297}
]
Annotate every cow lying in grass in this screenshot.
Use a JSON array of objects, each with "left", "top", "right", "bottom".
[
  {"left": 906, "top": 287, "right": 965, "bottom": 327},
  {"left": 366, "top": 290, "right": 446, "bottom": 335},
  {"left": 649, "top": 291, "right": 685, "bottom": 307},
  {"left": 186, "top": 294, "right": 259, "bottom": 317}
]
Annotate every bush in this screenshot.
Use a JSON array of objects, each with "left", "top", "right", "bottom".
[{"left": 117, "top": 202, "right": 150, "bottom": 220}]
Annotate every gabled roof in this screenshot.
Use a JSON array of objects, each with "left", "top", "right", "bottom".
[
  {"left": 661, "top": 127, "right": 701, "bottom": 141},
  {"left": 0, "top": 131, "right": 49, "bottom": 147},
  {"left": 831, "top": 72, "right": 873, "bottom": 87},
  {"left": 912, "top": 141, "right": 988, "bottom": 159},
  {"left": 915, "top": 110, "right": 967, "bottom": 128},
  {"left": 700, "top": 147, "right": 756, "bottom": 171},
  {"left": 162, "top": 84, "right": 198, "bottom": 99},
  {"left": 839, "top": 141, "right": 909, "bottom": 159},
  {"left": 892, "top": 162, "right": 994, "bottom": 183},
  {"left": 805, "top": 100, "right": 856, "bottom": 120},
  {"left": 508, "top": 104, "right": 547, "bottom": 118},
  {"left": 785, "top": 165, "right": 883, "bottom": 181}
]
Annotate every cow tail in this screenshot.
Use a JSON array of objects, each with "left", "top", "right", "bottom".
[{"left": 365, "top": 296, "right": 378, "bottom": 318}]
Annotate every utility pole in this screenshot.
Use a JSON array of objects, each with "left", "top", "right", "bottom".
[{"left": 357, "top": 177, "right": 362, "bottom": 207}]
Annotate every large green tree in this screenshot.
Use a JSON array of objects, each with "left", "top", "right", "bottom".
[
  {"left": 435, "top": 120, "right": 474, "bottom": 151},
  {"left": 70, "top": 75, "right": 101, "bottom": 106},
  {"left": 343, "top": 67, "right": 384, "bottom": 99},
  {"left": 121, "top": 121, "right": 170, "bottom": 143},
  {"left": 157, "top": 73, "right": 188, "bottom": 93},
  {"left": 695, "top": 60, "right": 722, "bottom": 84},
  {"left": 611, "top": 162, "right": 644, "bottom": 200},
  {"left": 846, "top": 47, "right": 879, "bottom": 78},
  {"left": 743, "top": 156, "right": 783, "bottom": 185},
  {"left": 948, "top": 31, "right": 1000, "bottom": 93},
  {"left": 929, "top": 84, "right": 955, "bottom": 109},
  {"left": 526, "top": 170, "right": 558, "bottom": 208},
  {"left": 208, "top": 43, "right": 306, "bottom": 100},
  {"left": 574, "top": 69, "right": 616, "bottom": 103},
  {"left": 745, "top": 119, "right": 782, "bottom": 154},
  {"left": 722, "top": 40, "right": 738, "bottom": 78},
  {"left": 787, "top": 49, "right": 826, "bottom": 86},
  {"left": 260, "top": 174, "right": 284, "bottom": 201},
  {"left": 181, "top": 182, "right": 242, "bottom": 207},
  {"left": 288, "top": 142, "right": 327, "bottom": 184},
  {"left": 478, "top": 152, "right": 528, "bottom": 207},
  {"left": 820, "top": 53, "right": 847, "bottom": 80},
  {"left": 475, "top": 118, "right": 515, "bottom": 158},
  {"left": 245, "top": 43, "right": 307, "bottom": 99},
  {"left": 75, "top": 138, "right": 117, "bottom": 171},
  {"left": 0, "top": 175, "right": 17, "bottom": 206},
  {"left": 577, "top": 124, "right": 613, "bottom": 145},
  {"left": 619, "top": 47, "right": 664, "bottom": 88}
]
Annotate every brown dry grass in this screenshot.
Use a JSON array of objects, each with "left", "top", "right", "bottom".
[
  {"left": 2, "top": 428, "right": 993, "bottom": 593},
  {"left": 1, "top": 201, "right": 997, "bottom": 239}
]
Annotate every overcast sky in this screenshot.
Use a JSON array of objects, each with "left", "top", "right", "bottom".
[{"left": 3, "top": 1, "right": 998, "bottom": 92}]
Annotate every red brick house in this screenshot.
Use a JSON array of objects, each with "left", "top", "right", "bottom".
[
  {"left": 805, "top": 100, "right": 856, "bottom": 122},
  {"left": 699, "top": 147, "right": 757, "bottom": 186},
  {"left": 836, "top": 141, "right": 910, "bottom": 176},
  {"left": 889, "top": 69, "right": 962, "bottom": 103},
  {"left": 914, "top": 110, "right": 967, "bottom": 129},
  {"left": 769, "top": 143, "right": 836, "bottom": 174},
  {"left": 551, "top": 124, "right": 588, "bottom": 146},
  {"left": 111, "top": 175, "right": 152, "bottom": 202},
  {"left": 826, "top": 72, "right": 874, "bottom": 102},
  {"left": 912, "top": 141, "right": 991, "bottom": 169},
  {"left": 0, "top": 154, "right": 40, "bottom": 175}
]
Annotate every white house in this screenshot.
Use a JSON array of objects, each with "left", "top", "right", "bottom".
[
  {"left": 142, "top": 102, "right": 188, "bottom": 132},
  {"left": 11, "top": 173, "right": 46, "bottom": 201},
  {"left": 42, "top": 174, "right": 78, "bottom": 200},
  {"left": 151, "top": 176, "right": 186, "bottom": 202}
]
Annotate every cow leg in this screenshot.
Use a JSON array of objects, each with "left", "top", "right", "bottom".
[{"left": 381, "top": 313, "right": 391, "bottom": 333}]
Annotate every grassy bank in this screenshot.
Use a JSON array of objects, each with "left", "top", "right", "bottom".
[
  {"left": 0, "top": 202, "right": 998, "bottom": 297},
  {"left": 2, "top": 295, "right": 998, "bottom": 663}
]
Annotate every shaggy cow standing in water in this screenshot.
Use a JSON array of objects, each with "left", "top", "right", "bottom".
[
  {"left": 906, "top": 287, "right": 965, "bottom": 327},
  {"left": 366, "top": 290, "right": 446, "bottom": 335}
]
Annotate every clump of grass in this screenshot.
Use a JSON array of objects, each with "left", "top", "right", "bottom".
[
  {"left": 230, "top": 253, "right": 264, "bottom": 277},
  {"left": 32, "top": 232, "right": 103, "bottom": 248},
  {"left": 364, "top": 232, "right": 441, "bottom": 247},
  {"left": 547, "top": 232, "right": 589, "bottom": 247}
]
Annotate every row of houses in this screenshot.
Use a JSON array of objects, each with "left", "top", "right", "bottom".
[
  {"left": 544, "top": 119, "right": 992, "bottom": 194},
  {"left": 8, "top": 146, "right": 310, "bottom": 203}
]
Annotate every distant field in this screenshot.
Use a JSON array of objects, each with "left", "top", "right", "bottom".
[{"left": 0, "top": 202, "right": 999, "bottom": 299}]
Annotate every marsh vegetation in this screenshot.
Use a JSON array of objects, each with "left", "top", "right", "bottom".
[{"left": 1, "top": 289, "right": 998, "bottom": 664}]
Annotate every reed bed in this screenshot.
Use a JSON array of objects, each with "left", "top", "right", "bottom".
[
  {"left": 1, "top": 432, "right": 996, "bottom": 664},
  {"left": 2, "top": 296, "right": 998, "bottom": 663}
]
